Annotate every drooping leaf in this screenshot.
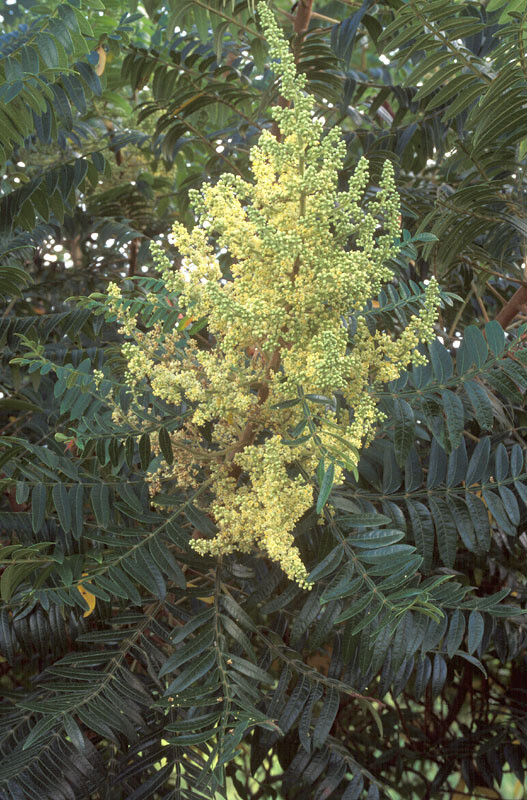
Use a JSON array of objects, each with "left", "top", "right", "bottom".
[
  {"left": 392, "top": 398, "right": 415, "bottom": 466},
  {"left": 31, "top": 483, "right": 47, "bottom": 533},
  {"left": 317, "top": 461, "right": 335, "bottom": 513},
  {"left": 429, "top": 497, "right": 457, "bottom": 568}
]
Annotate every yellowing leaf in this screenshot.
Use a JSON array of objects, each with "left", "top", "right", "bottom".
[
  {"left": 77, "top": 572, "right": 96, "bottom": 617},
  {"left": 95, "top": 46, "right": 106, "bottom": 76},
  {"left": 198, "top": 595, "right": 214, "bottom": 604},
  {"left": 453, "top": 779, "right": 500, "bottom": 800},
  {"left": 177, "top": 314, "right": 194, "bottom": 331},
  {"left": 171, "top": 93, "right": 204, "bottom": 117}
]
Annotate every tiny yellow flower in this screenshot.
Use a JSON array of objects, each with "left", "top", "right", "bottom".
[{"left": 99, "top": 1, "right": 440, "bottom": 588}]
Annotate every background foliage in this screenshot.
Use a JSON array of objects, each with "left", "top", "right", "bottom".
[{"left": 1, "top": 0, "right": 527, "bottom": 798}]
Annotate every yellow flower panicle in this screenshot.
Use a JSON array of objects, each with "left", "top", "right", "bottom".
[{"left": 102, "top": 2, "right": 440, "bottom": 587}]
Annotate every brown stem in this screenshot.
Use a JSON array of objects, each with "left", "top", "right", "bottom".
[
  {"left": 129, "top": 237, "right": 140, "bottom": 278},
  {"left": 292, "top": 0, "right": 315, "bottom": 54},
  {"left": 428, "top": 663, "right": 473, "bottom": 744},
  {"left": 69, "top": 235, "right": 83, "bottom": 270},
  {"left": 228, "top": 348, "right": 281, "bottom": 480},
  {"left": 270, "top": 0, "right": 314, "bottom": 140},
  {"left": 441, "top": 665, "right": 472, "bottom": 732},
  {"left": 220, "top": 49, "right": 237, "bottom": 79},
  {"left": 224, "top": 0, "right": 312, "bottom": 478},
  {"left": 496, "top": 284, "right": 527, "bottom": 329},
  {"left": 1, "top": 298, "right": 16, "bottom": 320},
  {"left": 103, "top": 119, "right": 123, "bottom": 166}
]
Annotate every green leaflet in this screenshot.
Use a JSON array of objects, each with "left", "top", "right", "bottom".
[
  {"left": 52, "top": 483, "right": 71, "bottom": 534},
  {"left": 446, "top": 440, "right": 468, "bottom": 487},
  {"left": 456, "top": 325, "right": 488, "bottom": 373},
  {"left": 467, "top": 610, "right": 484, "bottom": 654},
  {"left": 229, "top": 655, "right": 272, "bottom": 685},
  {"left": 485, "top": 320, "right": 506, "bottom": 356},
  {"left": 429, "top": 339, "right": 453, "bottom": 383},
  {"left": 349, "top": 529, "right": 405, "bottom": 548},
  {"left": 90, "top": 483, "right": 110, "bottom": 528},
  {"left": 429, "top": 497, "right": 457, "bottom": 568},
  {"left": 299, "top": 684, "right": 323, "bottom": 752},
  {"left": 22, "top": 714, "right": 60, "bottom": 751},
  {"left": 446, "top": 608, "right": 465, "bottom": 658},
  {"left": 1, "top": 562, "right": 39, "bottom": 602},
  {"left": 406, "top": 500, "right": 434, "bottom": 572},
  {"left": 392, "top": 397, "right": 415, "bottom": 466},
  {"left": 148, "top": 536, "right": 186, "bottom": 588},
  {"left": 447, "top": 497, "right": 477, "bottom": 553},
  {"left": 307, "top": 543, "right": 343, "bottom": 583},
  {"left": 170, "top": 608, "right": 214, "bottom": 643},
  {"left": 31, "top": 483, "right": 47, "bottom": 533},
  {"left": 464, "top": 380, "right": 493, "bottom": 431},
  {"left": 121, "top": 551, "right": 165, "bottom": 599},
  {"left": 139, "top": 432, "right": 151, "bottom": 470},
  {"left": 440, "top": 389, "right": 464, "bottom": 450},
  {"left": 159, "top": 627, "right": 215, "bottom": 677},
  {"left": 466, "top": 437, "right": 491, "bottom": 486},
  {"left": 316, "top": 461, "right": 335, "bottom": 513},
  {"left": 158, "top": 427, "right": 173, "bottom": 464},
  {"left": 335, "top": 592, "right": 374, "bottom": 624},
  {"left": 164, "top": 651, "right": 217, "bottom": 696},
  {"left": 290, "top": 586, "right": 323, "bottom": 645},
  {"left": 312, "top": 687, "right": 339, "bottom": 749},
  {"left": 277, "top": 675, "right": 311, "bottom": 734},
  {"left": 337, "top": 512, "right": 391, "bottom": 528}
]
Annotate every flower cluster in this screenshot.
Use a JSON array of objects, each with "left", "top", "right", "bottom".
[{"left": 101, "top": 1, "right": 440, "bottom": 587}]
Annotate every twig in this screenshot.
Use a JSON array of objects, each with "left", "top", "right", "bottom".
[
  {"left": 472, "top": 282, "right": 489, "bottom": 322},
  {"left": 448, "top": 286, "right": 473, "bottom": 338}
]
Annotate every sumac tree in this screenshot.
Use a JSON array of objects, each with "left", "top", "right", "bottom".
[{"left": 1, "top": 2, "right": 527, "bottom": 799}]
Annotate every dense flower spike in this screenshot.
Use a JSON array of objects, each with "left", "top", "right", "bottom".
[{"left": 103, "top": 1, "right": 440, "bottom": 586}]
